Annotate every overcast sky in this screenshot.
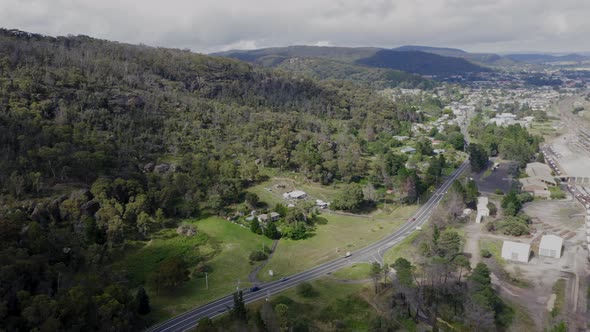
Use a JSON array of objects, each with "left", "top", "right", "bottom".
[{"left": 2, "top": 0, "right": 590, "bottom": 54}]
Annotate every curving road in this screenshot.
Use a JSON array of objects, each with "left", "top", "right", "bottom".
[{"left": 148, "top": 160, "right": 470, "bottom": 332}]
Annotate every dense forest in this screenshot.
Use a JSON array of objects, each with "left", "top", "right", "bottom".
[
  {"left": 0, "top": 29, "right": 435, "bottom": 330},
  {"left": 216, "top": 46, "right": 435, "bottom": 89}
]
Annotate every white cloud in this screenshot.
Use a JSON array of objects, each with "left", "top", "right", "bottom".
[{"left": 1, "top": 0, "right": 590, "bottom": 53}]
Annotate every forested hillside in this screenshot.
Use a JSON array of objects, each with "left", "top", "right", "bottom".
[
  {"left": 357, "top": 50, "right": 492, "bottom": 77},
  {"left": 216, "top": 46, "right": 435, "bottom": 88},
  {"left": 0, "top": 29, "right": 425, "bottom": 330},
  {"left": 392, "top": 45, "right": 515, "bottom": 67}
]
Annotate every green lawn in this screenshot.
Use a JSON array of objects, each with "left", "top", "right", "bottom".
[
  {"left": 479, "top": 238, "right": 505, "bottom": 265},
  {"left": 124, "top": 217, "right": 272, "bottom": 322},
  {"left": 258, "top": 206, "right": 416, "bottom": 281},
  {"left": 383, "top": 231, "right": 422, "bottom": 265},
  {"left": 331, "top": 263, "right": 372, "bottom": 280}
]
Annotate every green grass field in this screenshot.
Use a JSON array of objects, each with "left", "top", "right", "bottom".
[
  {"left": 331, "top": 263, "right": 372, "bottom": 280},
  {"left": 122, "top": 217, "right": 272, "bottom": 322},
  {"left": 258, "top": 206, "right": 416, "bottom": 281},
  {"left": 383, "top": 231, "right": 422, "bottom": 265},
  {"left": 247, "top": 174, "right": 342, "bottom": 207},
  {"left": 122, "top": 230, "right": 209, "bottom": 285},
  {"left": 479, "top": 238, "right": 504, "bottom": 265},
  {"left": 247, "top": 278, "right": 374, "bottom": 331}
]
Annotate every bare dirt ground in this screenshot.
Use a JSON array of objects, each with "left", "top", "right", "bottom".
[{"left": 462, "top": 197, "right": 588, "bottom": 331}]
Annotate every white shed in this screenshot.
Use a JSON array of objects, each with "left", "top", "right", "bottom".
[
  {"left": 287, "top": 190, "right": 307, "bottom": 199},
  {"left": 476, "top": 197, "right": 490, "bottom": 224},
  {"left": 539, "top": 235, "right": 563, "bottom": 258},
  {"left": 501, "top": 241, "right": 531, "bottom": 263}
]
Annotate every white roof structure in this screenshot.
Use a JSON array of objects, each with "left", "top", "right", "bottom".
[
  {"left": 539, "top": 235, "right": 563, "bottom": 259},
  {"left": 401, "top": 146, "right": 416, "bottom": 154},
  {"left": 476, "top": 197, "right": 489, "bottom": 224},
  {"left": 501, "top": 241, "right": 531, "bottom": 263},
  {"left": 288, "top": 190, "right": 307, "bottom": 199}
]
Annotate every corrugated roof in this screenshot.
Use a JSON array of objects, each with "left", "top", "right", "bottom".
[
  {"left": 501, "top": 241, "right": 531, "bottom": 262},
  {"left": 539, "top": 234, "right": 563, "bottom": 251}
]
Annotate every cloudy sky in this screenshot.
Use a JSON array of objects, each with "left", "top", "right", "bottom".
[{"left": 2, "top": 0, "right": 590, "bottom": 54}]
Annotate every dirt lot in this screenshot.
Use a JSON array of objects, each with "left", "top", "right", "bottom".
[{"left": 463, "top": 198, "right": 588, "bottom": 331}]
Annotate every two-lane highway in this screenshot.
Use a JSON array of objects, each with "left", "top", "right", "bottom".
[{"left": 148, "top": 160, "right": 470, "bottom": 332}]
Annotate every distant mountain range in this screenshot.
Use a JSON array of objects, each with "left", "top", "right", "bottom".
[
  {"left": 214, "top": 46, "right": 491, "bottom": 82},
  {"left": 503, "top": 53, "right": 590, "bottom": 64},
  {"left": 214, "top": 46, "right": 436, "bottom": 88},
  {"left": 391, "top": 45, "right": 513, "bottom": 67},
  {"left": 356, "top": 49, "right": 491, "bottom": 76},
  {"left": 214, "top": 45, "right": 590, "bottom": 81}
]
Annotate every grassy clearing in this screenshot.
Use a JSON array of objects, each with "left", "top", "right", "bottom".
[
  {"left": 383, "top": 231, "right": 422, "bottom": 265},
  {"left": 247, "top": 173, "right": 342, "bottom": 207},
  {"left": 551, "top": 279, "right": 566, "bottom": 318},
  {"left": 331, "top": 263, "right": 372, "bottom": 280},
  {"left": 505, "top": 299, "right": 536, "bottom": 332},
  {"left": 479, "top": 238, "right": 504, "bottom": 265},
  {"left": 247, "top": 278, "right": 374, "bottom": 331},
  {"left": 528, "top": 121, "right": 560, "bottom": 140},
  {"left": 258, "top": 206, "right": 417, "bottom": 281},
  {"left": 127, "top": 217, "right": 272, "bottom": 322},
  {"left": 549, "top": 186, "right": 566, "bottom": 199},
  {"left": 121, "top": 230, "right": 209, "bottom": 285}
]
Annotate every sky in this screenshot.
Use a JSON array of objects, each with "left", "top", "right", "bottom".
[{"left": 2, "top": 0, "right": 590, "bottom": 54}]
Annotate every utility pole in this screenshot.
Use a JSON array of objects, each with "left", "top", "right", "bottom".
[
  {"left": 205, "top": 272, "right": 208, "bottom": 290},
  {"left": 236, "top": 279, "right": 241, "bottom": 291}
]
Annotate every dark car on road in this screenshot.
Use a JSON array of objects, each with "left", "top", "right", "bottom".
[{"left": 250, "top": 286, "right": 261, "bottom": 292}]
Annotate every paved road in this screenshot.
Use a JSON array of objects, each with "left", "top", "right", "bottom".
[{"left": 148, "top": 160, "right": 470, "bottom": 332}]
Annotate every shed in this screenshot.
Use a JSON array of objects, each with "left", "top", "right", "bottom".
[
  {"left": 519, "top": 178, "right": 551, "bottom": 198},
  {"left": 269, "top": 212, "right": 281, "bottom": 221},
  {"left": 501, "top": 241, "right": 531, "bottom": 263},
  {"left": 257, "top": 214, "right": 269, "bottom": 223},
  {"left": 476, "top": 197, "right": 490, "bottom": 224},
  {"left": 539, "top": 235, "right": 563, "bottom": 258},
  {"left": 286, "top": 190, "right": 307, "bottom": 199},
  {"left": 401, "top": 147, "right": 416, "bottom": 154},
  {"left": 316, "top": 200, "right": 328, "bottom": 209}
]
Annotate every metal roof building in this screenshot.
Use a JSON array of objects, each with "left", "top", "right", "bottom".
[
  {"left": 539, "top": 235, "right": 563, "bottom": 258},
  {"left": 501, "top": 241, "right": 531, "bottom": 263}
]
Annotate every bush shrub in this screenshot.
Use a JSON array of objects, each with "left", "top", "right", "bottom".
[
  {"left": 249, "top": 251, "right": 268, "bottom": 262},
  {"left": 296, "top": 282, "right": 318, "bottom": 298}
]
